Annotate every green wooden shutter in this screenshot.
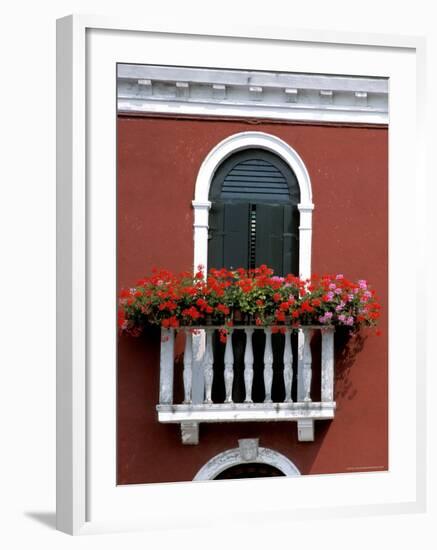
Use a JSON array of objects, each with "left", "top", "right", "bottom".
[
  {"left": 208, "top": 202, "right": 250, "bottom": 270},
  {"left": 220, "top": 158, "right": 291, "bottom": 201},
  {"left": 207, "top": 201, "right": 225, "bottom": 269},
  {"left": 223, "top": 203, "right": 250, "bottom": 269},
  {"left": 208, "top": 149, "right": 301, "bottom": 274},
  {"left": 254, "top": 203, "right": 299, "bottom": 276},
  {"left": 282, "top": 204, "right": 299, "bottom": 276},
  {"left": 254, "top": 203, "right": 283, "bottom": 275}
]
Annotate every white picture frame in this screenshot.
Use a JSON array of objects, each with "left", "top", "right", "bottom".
[{"left": 56, "top": 14, "right": 427, "bottom": 536}]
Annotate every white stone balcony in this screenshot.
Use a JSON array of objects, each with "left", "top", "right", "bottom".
[{"left": 156, "top": 325, "right": 336, "bottom": 444}]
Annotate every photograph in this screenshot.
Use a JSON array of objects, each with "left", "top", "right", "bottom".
[
  {"left": 0, "top": 1, "right": 431, "bottom": 544},
  {"left": 116, "top": 62, "right": 388, "bottom": 484}
]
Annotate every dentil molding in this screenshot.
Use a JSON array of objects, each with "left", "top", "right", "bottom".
[{"left": 117, "top": 64, "right": 388, "bottom": 125}]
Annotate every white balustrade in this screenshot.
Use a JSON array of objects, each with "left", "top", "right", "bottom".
[
  {"left": 297, "top": 329, "right": 305, "bottom": 402},
  {"left": 302, "top": 328, "right": 313, "bottom": 402},
  {"left": 159, "top": 328, "right": 175, "bottom": 404},
  {"left": 157, "top": 325, "right": 336, "bottom": 444},
  {"left": 244, "top": 328, "right": 254, "bottom": 403},
  {"left": 182, "top": 330, "right": 193, "bottom": 404},
  {"left": 283, "top": 328, "right": 293, "bottom": 402},
  {"left": 263, "top": 327, "right": 274, "bottom": 403},
  {"left": 321, "top": 328, "right": 335, "bottom": 402},
  {"left": 203, "top": 328, "right": 214, "bottom": 404},
  {"left": 224, "top": 329, "right": 234, "bottom": 403}
]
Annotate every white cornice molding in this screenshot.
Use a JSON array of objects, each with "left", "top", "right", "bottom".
[{"left": 117, "top": 64, "right": 389, "bottom": 125}]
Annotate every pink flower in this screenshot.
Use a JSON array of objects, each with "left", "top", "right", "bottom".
[{"left": 319, "top": 311, "right": 333, "bottom": 324}]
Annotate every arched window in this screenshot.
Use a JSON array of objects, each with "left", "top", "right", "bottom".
[
  {"left": 192, "top": 442, "right": 301, "bottom": 480},
  {"left": 207, "top": 148, "right": 302, "bottom": 403},
  {"left": 208, "top": 148, "right": 300, "bottom": 275},
  {"left": 192, "top": 131, "right": 313, "bottom": 280},
  {"left": 190, "top": 132, "right": 314, "bottom": 405},
  {"left": 214, "top": 463, "right": 285, "bottom": 479}
]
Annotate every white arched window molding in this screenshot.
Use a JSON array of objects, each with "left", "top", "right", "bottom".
[
  {"left": 192, "top": 131, "right": 314, "bottom": 279},
  {"left": 193, "top": 440, "right": 301, "bottom": 481}
]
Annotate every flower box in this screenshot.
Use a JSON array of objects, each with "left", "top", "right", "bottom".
[{"left": 118, "top": 265, "right": 381, "bottom": 339}]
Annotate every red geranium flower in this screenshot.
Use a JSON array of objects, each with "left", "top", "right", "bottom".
[{"left": 216, "top": 304, "right": 230, "bottom": 315}]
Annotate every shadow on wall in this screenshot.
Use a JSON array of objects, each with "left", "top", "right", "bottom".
[
  {"left": 283, "top": 329, "right": 369, "bottom": 475},
  {"left": 334, "top": 329, "right": 368, "bottom": 401}
]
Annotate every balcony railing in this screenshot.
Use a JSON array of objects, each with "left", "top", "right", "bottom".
[{"left": 156, "top": 325, "right": 336, "bottom": 444}]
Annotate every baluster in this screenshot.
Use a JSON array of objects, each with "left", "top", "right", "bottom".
[
  {"left": 297, "top": 329, "right": 305, "bottom": 401},
  {"left": 159, "top": 328, "right": 175, "bottom": 404},
  {"left": 224, "top": 329, "right": 234, "bottom": 403},
  {"left": 244, "top": 328, "right": 254, "bottom": 403},
  {"left": 283, "top": 328, "right": 293, "bottom": 402},
  {"left": 302, "top": 328, "right": 313, "bottom": 402},
  {"left": 191, "top": 331, "right": 205, "bottom": 404},
  {"left": 321, "top": 328, "right": 335, "bottom": 402},
  {"left": 182, "top": 330, "right": 193, "bottom": 404},
  {"left": 203, "top": 328, "right": 214, "bottom": 404},
  {"left": 263, "top": 327, "right": 273, "bottom": 403}
]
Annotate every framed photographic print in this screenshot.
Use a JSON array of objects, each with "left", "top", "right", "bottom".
[{"left": 56, "top": 15, "right": 427, "bottom": 535}]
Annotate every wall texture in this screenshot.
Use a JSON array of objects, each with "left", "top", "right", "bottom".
[{"left": 117, "top": 115, "right": 388, "bottom": 485}]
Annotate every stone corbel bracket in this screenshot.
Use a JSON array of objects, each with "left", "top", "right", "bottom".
[{"left": 177, "top": 417, "right": 318, "bottom": 445}]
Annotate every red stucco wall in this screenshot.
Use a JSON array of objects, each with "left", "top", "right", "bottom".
[{"left": 117, "top": 115, "right": 388, "bottom": 484}]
